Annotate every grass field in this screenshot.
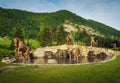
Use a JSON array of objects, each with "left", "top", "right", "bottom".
[{"left": 0, "top": 55, "right": 120, "bottom": 83}]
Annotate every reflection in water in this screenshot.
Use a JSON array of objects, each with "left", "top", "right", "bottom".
[
  {"left": 32, "top": 58, "right": 46, "bottom": 64},
  {"left": 30, "top": 56, "right": 113, "bottom": 64}
]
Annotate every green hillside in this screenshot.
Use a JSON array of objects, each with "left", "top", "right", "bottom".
[{"left": 0, "top": 7, "right": 120, "bottom": 47}]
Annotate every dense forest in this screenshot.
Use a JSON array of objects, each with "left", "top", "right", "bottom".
[{"left": 0, "top": 7, "right": 120, "bottom": 47}]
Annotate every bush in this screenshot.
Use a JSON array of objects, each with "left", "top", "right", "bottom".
[
  {"left": 25, "top": 39, "right": 40, "bottom": 49},
  {"left": 51, "top": 41, "right": 57, "bottom": 46},
  {"left": 0, "top": 49, "right": 14, "bottom": 61},
  {"left": 111, "top": 47, "right": 120, "bottom": 51}
]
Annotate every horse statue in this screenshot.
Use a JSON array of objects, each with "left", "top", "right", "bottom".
[
  {"left": 71, "top": 46, "right": 82, "bottom": 61},
  {"left": 113, "top": 43, "right": 117, "bottom": 48},
  {"left": 13, "top": 37, "right": 20, "bottom": 53},
  {"left": 66, "top": 34, "right": 72, "bottom": 45},
  {"left": 23, "top": 47, "right": 30, "bottom": 63},
  {"left": 90, "top": 36, "right": 95, "bottom": 47},
  {"left": 13, "top": 37, "right": 30, "bottom": 63}
]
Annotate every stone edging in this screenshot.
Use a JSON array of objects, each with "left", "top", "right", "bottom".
[{"left": 12, "top": 56, "right": 116, "bottom": 66}]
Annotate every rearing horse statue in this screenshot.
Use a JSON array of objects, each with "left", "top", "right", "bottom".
[
  {"left": 13, "top": 37, "right": 30, "bottom": 63},
  {"left": 13, "top": 37, "right": 21, "bottom": 53}
]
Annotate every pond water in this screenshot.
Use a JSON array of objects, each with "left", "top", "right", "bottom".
[{"left": 28, "top": 56, "right": 113, "bottom": 64}]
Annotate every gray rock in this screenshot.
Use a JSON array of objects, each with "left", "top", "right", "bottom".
[
  {"left": 33, "top": 58, "right": 45, "bottom": 64},
  {"left": 2, "top": 57, "right": 16, "bottom": 64}
]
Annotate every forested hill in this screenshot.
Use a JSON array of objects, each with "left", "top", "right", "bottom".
[{"left": 0, "top": 7, "right": 120, "bottom": 39}]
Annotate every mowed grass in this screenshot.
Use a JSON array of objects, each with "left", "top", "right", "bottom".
[{"left": 0, "top": 55, "right": 120, "bottom": 83}]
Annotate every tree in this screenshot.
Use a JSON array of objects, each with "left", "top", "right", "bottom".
[
  {"left": 56, "top": 25, "right": 67, "bottom": 45},
  {"left": 37, "top": 27, "right": 52, "bottom": 47},
  {"left": 74, "top": 30, "right": 90, "bottom": 45},
  {"left": 9, "top": 24, "right": 25, "bottom": 50},
  {"left": 11, "top": 24, "right": 25, "bottom": 41}
]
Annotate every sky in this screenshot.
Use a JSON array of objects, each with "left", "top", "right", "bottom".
[{"left": 0, "top": 0, "right": 120, "bottom": 30}]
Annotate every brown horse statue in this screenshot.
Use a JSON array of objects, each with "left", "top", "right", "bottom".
[
  {"left": 90, "top": 36, "right": 95, "bottom": 47},
  {"left": 13, "top": 37, "right": 30, "bottom": 63},
  {"left": 113, "top": 43, "right": 116, "bottom": 48},
  {"left": 66, "top": 35, "right": 72, "bottom": 45},
  {"left": 23, "top": 47, "right": 30, "bottom": 63},
  {"left": 13, "top": 37, "right": 21, "bottom": 53},
  {"left": 13, "top": 37, "right": 27, "bottom": 52},
  {"left": 71, "top": 46, "right": 82, "bottom": 61},
  {"left": 14, "top": 51, "right": 23, "bottom": 62}
]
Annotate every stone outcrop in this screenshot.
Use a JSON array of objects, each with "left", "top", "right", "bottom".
[
  {"left": 32, "top": 45, "right": 116, "bottom": 58},
  {"left": 63, "top": 23, "right": 104, "bottom": 37}
]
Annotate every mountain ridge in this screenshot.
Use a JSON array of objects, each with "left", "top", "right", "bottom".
[{"left": 0, "top": 7, "right": 120, "bottom": 38}]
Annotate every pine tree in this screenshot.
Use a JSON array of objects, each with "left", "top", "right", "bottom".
[
  {"left": 11, "top": 24, "right": 25, "bottom": 41},
  {"left": 75, "top": 30, "right": 90, "bottom": 45},
  {"left": 37, "top": 27, "right": 52, "bottom": 47},
  {"left": 56, "top": 25, "right": 67, "bottom": 45},
  {"left": 10, "top": 24, "right": 25, "bottom": 49}
]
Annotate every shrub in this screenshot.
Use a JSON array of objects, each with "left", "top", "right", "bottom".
[
  {"left": 0, "top": 49, "right": 14, "bottom": 61},
  {"left": 111, "top": 47, "right": 120, "bottom": 51}
]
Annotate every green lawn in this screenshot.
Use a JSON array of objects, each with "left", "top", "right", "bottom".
[{"left": 0, "top": 55, "right": 120, "bottom": 83}]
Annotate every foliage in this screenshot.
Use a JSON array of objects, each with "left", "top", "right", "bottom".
[
  {"left": 24, "top": 39, "right": 40, "bottom": 49},
  {"left": 74, "top": 30, "right": 90, "bottom": 45},
  {"left": 0, "top": 49, "right": 14, "bottom": 61},
  {"left": 87, "top": 20, "right": 120, "bottom": 37},
  {"left": 0, "top": 7, "right": 120, "bottom": 38},
  {"left": 37, "top": 27, "right": 52, "bottom": 47},
  {"left": 0, "top": 7, "right": 39, "bottom": 38},
  {"left": 0, "top": 37, "right": 14, "bottom": 60},
  {"left": 111, "top": 47, "right": 120, "bottom": 51},
  {"left": 0, "top": 37, "right": 11, "bottom": 49},
  {"left": 56, "top": 25, "right": 67, "bottom": 45},
  {"left": 11, "top": 24, "right": 25, "bottom": 41}
]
